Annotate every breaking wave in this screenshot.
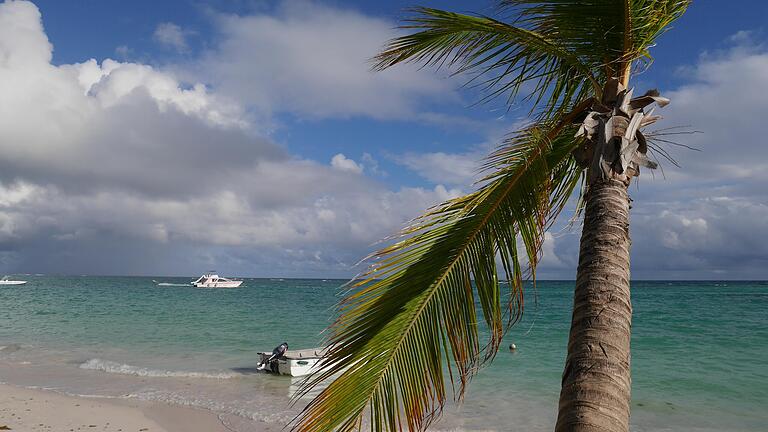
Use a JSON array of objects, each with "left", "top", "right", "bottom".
[
  {"left": 79, "top": 358, "right": 238, "bottom": 379},
  {"left": 152, "top": 281, "right": 190, "bottom": 286},
  {"left": 0, "top": 343, "right": 22, "bottom": 354}
]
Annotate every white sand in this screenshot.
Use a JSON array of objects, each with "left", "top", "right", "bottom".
[{"left": 0, "top": 383, "right": 230, "bottom": 432}]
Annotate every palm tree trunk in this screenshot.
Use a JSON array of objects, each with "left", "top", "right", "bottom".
[{"left": 555, "top": 177, "right": 632, "bottom": 432}]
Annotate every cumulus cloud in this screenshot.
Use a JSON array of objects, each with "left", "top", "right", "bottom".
[
  {"left": 539, "top": 232, "right": 569, "bottom": 270},
  {"left": 153, "top": 22, "right": 190, "bottom": 52},
  {"left": 0, "top": 22, "right": 264, "bottom": 199},
  {"left": 193, "top": 0, "right": 455, "bottom": 120},
  {"left": 361, "top": 153, "right": 383, "bottom": 176},
  {"left": 396, "top": 151, "right": 482, "bottom": 187},
  {"left": 0, "top": 1, "right": 458, "bottom": 277},
  {"left": 630, "top": 197, "right": 768, "bottom": 279},
  {"left": 661, "top": 41, "right": 768, "bottom": 176},
  {"left": 330, "top": 154, "right": 363, "bottom": 174}
]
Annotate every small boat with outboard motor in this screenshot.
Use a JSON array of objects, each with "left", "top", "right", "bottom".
[
  {"left": 190, "top": 272, "right": 243, "bottom": 288},
  {"left": 0, "top": 276, "right": 27, "bottom": 285},
  {"left": 257, "top": 342, "right": 327, "bottom": 377}
]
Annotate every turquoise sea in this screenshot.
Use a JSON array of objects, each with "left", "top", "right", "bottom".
[{"left": 0, "top": 277, "right": 766, "bottom": 431}]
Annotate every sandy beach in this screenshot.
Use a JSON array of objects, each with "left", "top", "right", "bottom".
[{"left": 0, "top": 383, "right": 230, "bottom": 432}]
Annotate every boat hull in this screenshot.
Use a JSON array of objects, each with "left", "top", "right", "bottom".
[
  {"left": 0, "top": 281, "right": 27, "bottom": 285},
  {"left": 258, "top": 347, "right": 326, "bottom": 377},
  {"left": 276, "top": 357, "right": 320, "bottom": 377},
  {"left": 192, "top": 281, "right": 242, "bottom": 288}
]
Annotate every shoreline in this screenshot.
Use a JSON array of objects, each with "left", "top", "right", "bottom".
[{"left": 0, "top": 383, "right": 233, "bottom": 432}]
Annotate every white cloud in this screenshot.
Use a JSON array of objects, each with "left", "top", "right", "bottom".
[
  {"left": 727, "top": 30, "right": 758, "bottom": 44},
  {"left": 540, "top": 232, "right": 566, "bottom": 269},
  {"left": 330, "top": 154, "right": 363, "bottom": 174},
  {"left": 396, "top": 151, "right": 481, "bottom": 187},
  {"left": 361, "top": 153, "right": 383, "bottom": 176},
  {"left": 153, "top": 22, "right": 189, "bottom": 52},
  {"left": 114, "top": 45, "right": 132, "bottom": 59},
  {"left": 194, "top": 0, "right": 455, "bottom": 119},
  {"left": 660, "top": 40, "right": 768, "bottom": 176},
  {"left": 630, "top": 197, "right": 768, "bottom": 278}
]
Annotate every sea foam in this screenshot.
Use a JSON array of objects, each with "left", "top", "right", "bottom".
[
  {"left": 79, "top": 358, "right": 237, "bottom": 379},
  {"left": 0, "top": 343, "right": 21, "bottom": 354}
]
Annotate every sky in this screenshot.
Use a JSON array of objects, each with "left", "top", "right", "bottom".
[{"left": 0, "top": 0, "right": 766, "bottom": 279}]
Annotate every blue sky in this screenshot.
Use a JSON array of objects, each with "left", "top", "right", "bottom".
[{"left": 0, "top": 0, "right": 767, "bottom": 278}]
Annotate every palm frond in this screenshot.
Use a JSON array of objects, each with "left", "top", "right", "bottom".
[
  {"left": 497, "top": 0, "right": 690, "bottom": 82},
  {"left": 293, "top": 121, "right": 584, "bottom": 432},
  {"left": 374, "top": 2, "right": 690, "bottom": 117},
  {"left": 373, "top": 7, "right": 599, "bottom": 117}
]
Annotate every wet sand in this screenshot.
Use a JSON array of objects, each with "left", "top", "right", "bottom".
[{"left": 0, "top": 383, "right": 231, "bottom": 432}]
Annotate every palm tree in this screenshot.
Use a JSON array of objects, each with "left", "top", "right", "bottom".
[{"left": 294, "top": 1, "right": 690, "bottom": 431}]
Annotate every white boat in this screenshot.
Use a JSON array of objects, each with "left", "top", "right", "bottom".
[
  {"left": 258, "top": 347, "right": 327, "bottom": 377},
  {"left": 0, "top": 276, "right": 27, "bottom": 285},
  {"left": 190, "top": 272, "right": 243, "bottom": 288}
]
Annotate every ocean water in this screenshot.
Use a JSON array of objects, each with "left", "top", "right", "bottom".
[{"left": 0, "top": 276, "right": 766, "bottom": 431}]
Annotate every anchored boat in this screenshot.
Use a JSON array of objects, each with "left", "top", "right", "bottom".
[
  {"left": 190, "top": 272, "right": 243, "bottom": 288},
  {"left": 258, "top": 344, "right": 327, "bottom": 377}
]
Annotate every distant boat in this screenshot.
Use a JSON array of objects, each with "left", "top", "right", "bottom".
[
  {"left": 190, "top": 272, "right": 243, "bottom": 288},
  {"left": 0, "top": 276, "right": 27, "bottom": 285}
]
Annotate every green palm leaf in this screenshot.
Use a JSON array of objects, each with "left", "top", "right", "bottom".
[
  {"left": 374, "top": 7, "right": 599, "bottom": 117},
  {"left": 374, "top": 2, "right": 688, "bottom": 115},
  {"left": 293, "top": 121, "right": 584, "bottom": 431},
  {"left": 497, "top": 0, "right": 689, "bottom": 81}
]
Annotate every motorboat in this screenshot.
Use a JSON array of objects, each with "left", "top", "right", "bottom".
[
  {"left": 258, "top": 346, "right": 327, "bottom": 377},
  {"left": 0, "top": 276, "right": 27, "bottom": 285},
  {"left": 190, "top": 272, "right": 243, "bottom": 288}
]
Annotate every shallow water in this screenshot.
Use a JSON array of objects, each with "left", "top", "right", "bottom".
[{"left": 0, "top": 277, "right": 766, "bottom": 431}]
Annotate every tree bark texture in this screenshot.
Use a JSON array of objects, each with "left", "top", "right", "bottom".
[{"left": 555, "top": 178, "right": 632, "bottom": 432}]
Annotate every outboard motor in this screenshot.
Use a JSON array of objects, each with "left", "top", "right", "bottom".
[{"left": 258, "top": 342, "right": 288, "bottom": 373}]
